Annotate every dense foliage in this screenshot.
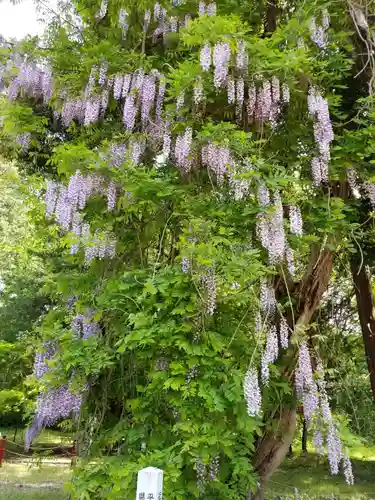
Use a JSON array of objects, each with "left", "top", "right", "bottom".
[{"left": 2, "top": 0, "right": 375, "bottom": 498}]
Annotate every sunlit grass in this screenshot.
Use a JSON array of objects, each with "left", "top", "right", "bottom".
[{"left": 0, "top": 461, "right": 71, "bottom": 485}]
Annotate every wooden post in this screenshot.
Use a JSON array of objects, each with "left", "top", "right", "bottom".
[
  {"left": 70, "top": 440, "right": 77, "bottom": 467},
  {"left": 0, "top": 435, "right": 6, "bottom": 467},
  {"left": 136, "top": 466, "right": 163, "bottom": 500}
]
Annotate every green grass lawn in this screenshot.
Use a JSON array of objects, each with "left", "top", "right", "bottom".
[
  {"left": 0, "top": 488, "right": 67, "bottom": 500},
  {"left": 266, "top": 432, "right": 375, "bottom": 499}
]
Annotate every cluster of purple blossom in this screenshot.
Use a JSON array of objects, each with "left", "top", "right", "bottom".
[
  {"left": 25, "top": 386, "right": 83, "bottom": 451},
  {"left": 26, "top": 342, "right": 84, "bottom": 451},
  {"left": 243, "top": 366, "right": 261, "bottom": 416},
  {"left": 296, "top": 348, "right": 354, "bottom": 482},
  {"left": 201, "top": 142, "right": 232, "bottom": 184},
  {"left": 200, "top": 271, "right": 217, "bottom": 315},
  {"left": 307, "top": 86, "right": 334, "bottom": 185},
  {"left": 45, "top": 173, "right": 117, "bottom": 261},
  {"left": 289, "top": 205, "right": 303, "bottom": 236},
  {"left": 151, "top": 2, "right": 192, "bottom": 43},
  {"left": 174, "top": 127, "right": 193, "bottom": 172},
  {"left": 196, "top": 454, "right": 220, "bottom": 491},
  {"left": 7, "top": 62, "right": 52, "bottom": 104},
  {"left": 84, "top": 230, "right": 116, "bottom": 266},
  {"left": 310, "top": 10, "right": 329, "bottom": 49},
  {"left": 256, "top": 187, "right": 285, "bottom": 264},
  {"left": 33, "top": 343, "right": 56, "bottom": 380},
  {"left": 118, "top": 9, "right": 129, "bottom": 39},
  {"left": 71, "top": 311, "right": 100, "bottom": 339},
  {"left": 255, "top": 184, "right": 300, "bottom": 276},
  {"left": 198, "top": 1, "right": 216, "bottom": 16},
  {"left": 15, "top": 132, "right": 31, "bottom": 152}
]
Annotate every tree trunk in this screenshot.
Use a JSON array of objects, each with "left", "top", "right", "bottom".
[
  {"left": 252, "top": 407, "right": 297, "bottom": 499},
  {"left": 350, "top": 258, "right": 375, "bottom": 399},
  {"left": 301, "top": 419, "right": 308, "bottom": 453},
  {"left": 251, "top": 243, "right": 334, "bottom": 498}
]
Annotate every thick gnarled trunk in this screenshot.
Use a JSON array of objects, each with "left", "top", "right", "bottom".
[{"left": 350, "top": 258, "right": 375, "bottom": 399}]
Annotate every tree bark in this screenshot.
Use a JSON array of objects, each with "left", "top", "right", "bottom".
[
  {"left": 301, "top": 419, "right": 308, "bottom": 453},
  {"left": 264, "top": 1, "right": 277, "bottom": 35},
  {"left": 350, "top": 258, "right": 375, "bottom": 399}
]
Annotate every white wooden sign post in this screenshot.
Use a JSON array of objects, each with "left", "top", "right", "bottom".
[{"left": 136, "top": 466, "right": 163, "bottom": 500}]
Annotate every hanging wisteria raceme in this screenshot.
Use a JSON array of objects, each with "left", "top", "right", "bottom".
[
  {"left": 247, "top": 83, "right": 256, "bottom": 120},
  {"left": 208, "top": 455, "right": 220, "bottom": 480},
  {"left": 206, "top": 2, "right": 217, "bottom": 16},
  {"left": 162, "top": 128, "right": 172, "bottom": 160},
  {"left": 97, "top": 0, "right": 108, "bottom": 19},
  {"left": 196, "top": 459, "right": 206, "bottom": 491},
  {"left": 200, "top": 43, "right": 211, "bottom": 72},
  {"left": 119, "top": 8, "right": 129, "bottom": 39},
  {"left": 84, "top": 96, "right": 100, "bottom": 126},
  {"left": 285, "top": 243, "right": 296, "bottom": 279},
  {"left": 281, "top": 82, "right": 290, "bottom": 104},
  {"left": 7, "top": 62, "right": 53, "bottom": 104},
  {"left": 227, "top": 76, "right": 235, "bottom": 104},
  {"left": 342, "top": 448, "right": 354, "bottom": 485},
  {"left": 259, "top": 279, "right": 276, "bottom": 316},
  {"left": 243, "top": 366, "right": 262, "bottom": 416},
  {"left": 176, "top": 89, "right": 185, "bottom": 112},
  {"left": 175, "top": 127, "right": 193, "bottom": 173},
  {"left": 295, "top": 341, "right": 318, "bottom": 423},
  {"left": 261, "top": 324, "right": 278, "bottom": 384},
  {"left": 229, "top": 165, "right": 252, "bottom": 201},
  {"left": 181, "top": 256, "right": 191, "bottom": 273},
  {"left": 307, "top": 86, "right": 333, "bottom": 185},
  {"left": 201, "top": 272, "right": 217, "bottom": 315},
  {"left": 313, "top": 429, "right": 325, "bottom": 455},
  {"left": 45, "top": 180, "right": 60, "bottom": 217},
  {"left": 193, "top": 77, "right": 204, "bottom": 106},
  {"left": 310, "top": 11, "right": 329, "bottom": 49},
  {"left": 364, "top": 182, "right": 375, "bottom": 209},
  {"left": 109, "top": 143, "right": 127, "bottom": 167},
  {"left": 113, "top": 74, "right": 123, "bottom": 100},
  {"left": 33, "top": 344, "right": 56, "bottom": 379},
  {"left": 98, "top": 61, "right": 108, "bottom": 85},
  {"left": 201, "top": 142, "right": 232, "bottom": 184},
  {"left": 327, "top": 422, "right": 342, "bottom": 475},
  {"left": 85, "top": 65, "right": 97, "bottom": 97},
  {"left": 16, "top": 132, "right": 31, "bottom": 152},
  {"left": 279, "top": 317, "right": 289, "bottom": 349},
  {"left": 84, "top": 230, "right": 117, "bottom": 266},
  {"left": 198, "top": 1, "right": 206, "bottom": 15},
  {"left": 130, "top": 139, "right": 146, "bottom": 165},
  {"left": 26, "top": 386, "right": 83, "bottom": 449},
  {"left": 257, "top": 191, "right": 285, "bottom": 264},
  {"left": 61, "top": 99, "right": 85, "bottom": 128},
  {"left": 289, "top": 205, "right": 303, "bottom": 236},
  {"left": 236, "top": 40, "right": 248, "bottom": 72},
  {"left": 123, "top": 94, "right": 137, "bottom": 131},
  {"left": 71, "top": 310, "right": 100, "bottom": 339},
  {"left": 141, "top": 74, "right": 156, "bottom": 125},
  {"left": 255, "top": 80, "right": 272, "bottom": 123},
  {"left": 213, "top": 42, "right": 230, "bottom": 88},
  {"left": 107, "top": 181, "right": 117, "bottom": 210}
]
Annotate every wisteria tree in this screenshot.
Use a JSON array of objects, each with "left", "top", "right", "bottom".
[{"left": 1, "top": 0, "right": 375, "bottom": 497}]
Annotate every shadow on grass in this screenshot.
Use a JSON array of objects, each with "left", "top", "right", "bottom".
[{"left": 265, "top": 453, "right": 375, "bottom": 499}]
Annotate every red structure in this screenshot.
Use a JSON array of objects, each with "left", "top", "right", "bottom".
[{"left": 0, "top": 435, "right": 6, "bottom": 467}]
